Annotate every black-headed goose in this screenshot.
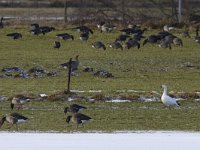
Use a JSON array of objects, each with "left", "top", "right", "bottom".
[
  {"left": 161, "top": 85, "right": 180, "bottom": 108},
  {"left": 92, "top": 41, "right": 106, "bottom": 50},
  {"left": 125, "top": 39, "right": 140, "bottom": 49},
  {"left": 80, "top": 32, "right": 89, "bottom": 41},
  {"left": 7, "top": 32, "right": 22, "bottom": 40},
  {"left": 109, "top": 41, "right": 123, "bottom": 50}
]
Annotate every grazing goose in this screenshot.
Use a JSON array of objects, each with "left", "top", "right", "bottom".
[
  {"left": 101, "top": 24, "right": 116, "bottom": 32},
  {"left": 56, "top": 33, "right": 74, "bottom": 40},
  {"left": 119, "top": 25, "right": 136, "bottom": 34},
  {"left": 143, "top": 35, "right": 161, "bottom": 46},
  {"left": 60, "top": 55, "right": 80, "bottom": 71},
  {"left": 0, "top": 113, "right": 28, "bottom": 129},
  {"left": 53, "top": 41, "right": 61, "bottom": 49},
  {"left": 64, "top": 104, "right": 87, "bottom": 114},
  {"left": 195, "top": 27, "right": 200, "bottom": 43},
  {"left": 115, "top": 34, "right": 130, "bottom": 42},
  {"left": 161, "top": 85, "right": 180, "bottom": 108},
  {"left": 40, "top": 26, "right": 55, "bottom": 34},
  {"left": 10, "top": 95, "right": 31, "bottom": 110},
  {"left": 132, "top": 34, "right": 145, "bottom": 42},
  {"left": 97, "top": 21, "right": 105, "bottom": 29},
  {"left": 7, "top": 32, "right": 22, "bottom": 40},
  {"left": 80, "top": 32, "right": 89, "bottom": 41},
  {"left": 66, "top": 113, "right": 91, "bottom": 128},
  {"left": 109, "top": 41, "right": 123, "bottom": 50},
  {"left": 159, "top": 40, "right": 171, "bottom": 50},
  {"left": 0, "top": 17, "right": 4, "bottom": 28},
  {"left": 125, "top": 39, "right": 140, "bottom": 49},
  {"left": 173, "top": 37, "right": 183, "bottom": 47},
  {"left": 92, "top": 41, "right": 106, "bottom": 50},
  {"left": 30, "top": 23, "right": 39, "bottom": 30},
  {"left": 72, "top": 26, "right": 93, "bottom": 34}
]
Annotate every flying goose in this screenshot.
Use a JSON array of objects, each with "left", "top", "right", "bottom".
[
  {"left": 0, "top": 17, "right": 4, "bottom": 28},
  {"left": 66, "top": 113, "right": 91, "bottom": 128},
  {"left": 53, "top": 41, "right": 61, "bottom": 49},
  {"left": 109, "top": 41, "right": 123, "bottom": 50},
  {"left": 10, "top": 95, "right": 31, "bottom": 110},
  {"left": 56, "top": 33, "right": 74, "bottom": 40},
  {"left": 161, "top": 84, "right": 180, "bottom": 108},
  {"left": 92, "top": 41, "right": 106, "bottom": 50},
  {"left": 0, "top": 113, "right": 28, "bottom": 129},
  {"left": 7, "top": 32, "right": 22, "bottom": 39},
  {"left": 60, "top": 55, "right": 80, "bottom": 71},
  {"left": 64, "top": 104, "right": 87, "bottom": 115}
]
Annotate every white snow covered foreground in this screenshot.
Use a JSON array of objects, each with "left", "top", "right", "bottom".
[{"left": 0, "top": 131, "right": 200, "bottom": 150}]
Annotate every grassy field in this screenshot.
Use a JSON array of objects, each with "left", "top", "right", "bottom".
[{"left": 0, "top": 25, "right": 200, "bottom": 132}]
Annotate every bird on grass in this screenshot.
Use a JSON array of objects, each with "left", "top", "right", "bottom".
[
  {"left": 64, "top": 104, "right": 87, "bottom": 115},
  {"left": 60, "top": 55, "right": 80, "bottom": 72},
  {"left": 56, "top": 33, "right": 74, "bottom": 40},
  {"left": 92, "top": 41, "right": 106, "bottom": 50},
  {"left": 10, "top": 95, "right": 31, "bottom": 110},
  {"left": 66, "top": 113, "right": 91, "bottom": 128},
  {"left": 53, "top": 41, "right": 61, "bottom": 49},
  {"left": 161, "top": 84, "right": 180, "bottom": 108},
  {"left": 0, "top": 113, "right": 28, "bottom": 129},
  {"left": 7, "top": 32, "right": 22, "bottom": 40}
]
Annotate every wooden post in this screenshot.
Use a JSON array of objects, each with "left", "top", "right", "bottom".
[
  {"left": 178, "top": 0, "right": 182, "bottom": 23},
  {"left": 66, "top": 58, "right": 72, "bottom": 94},
  {"left": 64, "top": 0, "right": 67, "bottom": 23}
]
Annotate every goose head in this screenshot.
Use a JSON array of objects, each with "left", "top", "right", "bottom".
[{"left": 66, "top": 116, "right": 72, "bottom": 123}]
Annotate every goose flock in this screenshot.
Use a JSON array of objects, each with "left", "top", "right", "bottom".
[{"left": 0, "top": 18, "right": 200, "bottom": 130}]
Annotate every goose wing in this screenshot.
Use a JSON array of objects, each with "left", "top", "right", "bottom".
[{"left": 10, "top": 113, "right": 28, "bottom": 120}]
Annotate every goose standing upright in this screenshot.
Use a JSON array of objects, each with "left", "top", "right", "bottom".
[{"left": 161, "top": 85, "right": 180, "bottom": 107}]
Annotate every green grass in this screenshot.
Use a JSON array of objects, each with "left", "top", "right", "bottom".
[{"left": 1, "top": 26, "right": 200, "bottom": 132}]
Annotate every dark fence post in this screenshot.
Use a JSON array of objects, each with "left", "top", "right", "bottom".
[
  {"left": 64, "top": 0, "right": 68, "bottom": 23},
  {"left": 66, "top": 58, "right": 72, "bottom": 94}
]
